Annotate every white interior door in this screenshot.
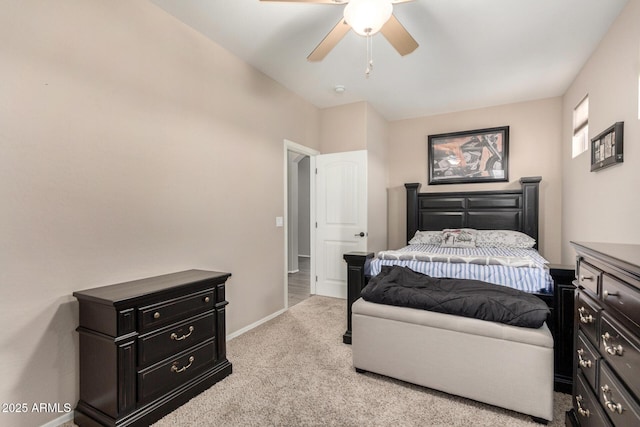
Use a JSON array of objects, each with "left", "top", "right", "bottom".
[{"left": 315, "top": 150, "right": 367, "bottom": 298}]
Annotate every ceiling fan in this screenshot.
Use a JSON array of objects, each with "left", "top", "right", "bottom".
[{"left": 260, "top": 0, "right": 419, "bottom": 62}]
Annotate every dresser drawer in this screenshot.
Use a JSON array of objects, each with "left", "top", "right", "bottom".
[
  {"left": 600, "top": 313, "right": 640, "bottom": 399},
  {"left": 602, "top": 273, "right": 640, "bottom": 328},
  {"left": 575, "top": 372, "right": 613, "bottom": 427},
  {"left": 138, "top": 339, "right": 216, "bottom": 404},
  {"left": 138, "top": 312, "right": 215, "bottom": 367},
  {"left": 577, "top": 292, "right": 601, "bottom": 347},
  {"left": 599, "top": 364, "right": 640, "bottom": 427},
  {"left": 577, "top": 330, "right": 600, "bottom": 391},
  {"left": 139, "top": 289, "right": 215, "bottom": 331},
  {"left": 578, "top": 260, "right": 601, "bottom": 296}
]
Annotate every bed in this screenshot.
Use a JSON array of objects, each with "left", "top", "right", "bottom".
[{"left": 343, "top": 177, "right": 575, "bottom": 423}]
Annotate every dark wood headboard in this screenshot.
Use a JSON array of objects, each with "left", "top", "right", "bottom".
[{"left": 405, "top": 176, "right": 541, "bottom": 249}]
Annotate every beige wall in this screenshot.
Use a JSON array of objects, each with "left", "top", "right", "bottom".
[
  {"left": 387, "top": 98, "right": 564, "bottom": 262},
  {"left": 0, "top": 1, "right": 319, "bottom": 426},
  {"left": 365, "top": 104, "right": 389, "bottom": 253},
  {"left": 319, "top": 102, "right": 367, "bottom": 153},
  {"left": 561, "top": 0, "right": 640, "bottom": 263}
]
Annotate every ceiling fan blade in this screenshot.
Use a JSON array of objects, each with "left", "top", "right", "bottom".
[
  {"left": 259, "top": 0, "right": 347, "bottom": 4},
  {"left": 380, "top": 14, "right": 418, "bottom": 56},
  {"left": 307, "top": 19, "right": 351, "bottom": 62}
]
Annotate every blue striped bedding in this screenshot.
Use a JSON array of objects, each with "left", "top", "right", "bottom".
[{"left": 370, "top": 244, "right": 553, "bottom": 294}]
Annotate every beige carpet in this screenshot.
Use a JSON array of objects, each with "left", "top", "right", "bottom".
[{"left": 150, "top": 295, "right": 571, "bottom": 427}]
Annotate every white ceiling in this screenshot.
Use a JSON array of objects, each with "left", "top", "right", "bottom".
[{"left": 149, "top": 0, "right": 628, "bottom": 121}]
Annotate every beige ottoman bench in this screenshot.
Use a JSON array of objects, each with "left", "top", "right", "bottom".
[{"left": 352, "top": 298, "right": 554, "bottom": 423}]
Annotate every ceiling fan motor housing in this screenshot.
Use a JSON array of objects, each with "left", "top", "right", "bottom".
[{"left": 344, "top": 0, "right": 393, "bottom": 36}]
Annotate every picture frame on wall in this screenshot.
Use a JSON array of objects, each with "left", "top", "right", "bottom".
[
  {"left": 591, "top": 122, "right": 623, "bottom": 172},
  {"left": 427, "top": 126, "right": 509, "bottom": 185}
]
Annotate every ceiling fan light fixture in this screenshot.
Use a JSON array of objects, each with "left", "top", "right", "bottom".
[{"left": 343, "top": 0, "right": 393, "bottom": 36}]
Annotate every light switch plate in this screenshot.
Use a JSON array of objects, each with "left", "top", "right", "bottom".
[{"left": 275, "top": 216, "right": 284, "bottom": 227}]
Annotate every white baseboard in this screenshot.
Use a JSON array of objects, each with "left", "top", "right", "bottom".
[
  {"left": 41, "top": 412, "right": 74, "bottom": 427},
  {"left": 226, "top": 307, "right": 287, "bottom": 341}
]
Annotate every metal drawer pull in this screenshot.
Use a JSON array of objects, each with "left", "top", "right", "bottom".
[
  {"left": 602, "top": 332, "right": 624, "bottom": 356},
  {"left": 171, "top": 326, "right": 194, "bottom": 341},
  {"left": 575, "top": 395, "right": 590, "bottom": 417},
  {"left": 153, "top": 312, "right": 161, "bottom": 319},
  {"left": 578, "top": 307, "right": 593, "bottom": 324},
  {"left": 601, "top": 385, "right": 624, "bottom": 414},
  {"left": 577, "top": 349, "right": 592, "bottom": 368},
  {"left": 580, "top": 275, "right": 594, "bottom": 282},
  {"left": 171, "top": 356, "right": 195, "bottom": 373},
  {"left": 603, "top": 290, "right": 619, "bottom": 298},
  {"left": 204, "top": 296, "right": 211, "bottom": 303}
]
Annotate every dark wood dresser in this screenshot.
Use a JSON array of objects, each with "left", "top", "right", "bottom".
[
  {"left": 73, "top": 269, "right": 232, "bottom": 426},
  {"left": 566, "top": 242, "right": 640, "bottom": 427}
]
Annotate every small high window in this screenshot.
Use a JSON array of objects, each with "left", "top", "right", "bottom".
[{"left": 572, "top": 95, "right": 589, "bottom": 158}]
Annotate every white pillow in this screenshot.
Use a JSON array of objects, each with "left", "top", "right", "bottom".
[
  {"left": 408, "top": 230, "right": 442, "bottom": 245},
  {"left": 440, "top": 228, "right": 477, "bottom": 248},
  {"left": 475, "top": 230, "right": 536, "bottom": 249}
]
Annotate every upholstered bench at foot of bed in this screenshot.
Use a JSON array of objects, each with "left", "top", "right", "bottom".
[{"left": 351, "top": 298, "right": 554, "bottom": 423}]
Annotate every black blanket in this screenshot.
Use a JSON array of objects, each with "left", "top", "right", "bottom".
[{"left": 360, "top": 265, "right": 550, "bottom": 328}]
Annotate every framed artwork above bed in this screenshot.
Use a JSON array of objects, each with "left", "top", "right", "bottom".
[{"left": 427, "top": 126, "right": 509, "bottom": 185}]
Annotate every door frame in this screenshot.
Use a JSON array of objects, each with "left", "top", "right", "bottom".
[{"left": 284, "top": 140, "right": 319, "bottom": 309}]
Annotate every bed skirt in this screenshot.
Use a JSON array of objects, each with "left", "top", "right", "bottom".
[{"left": 352, "top": 298, "right": 554, "bottom": 422}]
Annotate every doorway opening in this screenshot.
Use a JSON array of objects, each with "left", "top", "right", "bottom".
[{"left": 284, "top": 140, "right": 318, "bottom": 309}]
